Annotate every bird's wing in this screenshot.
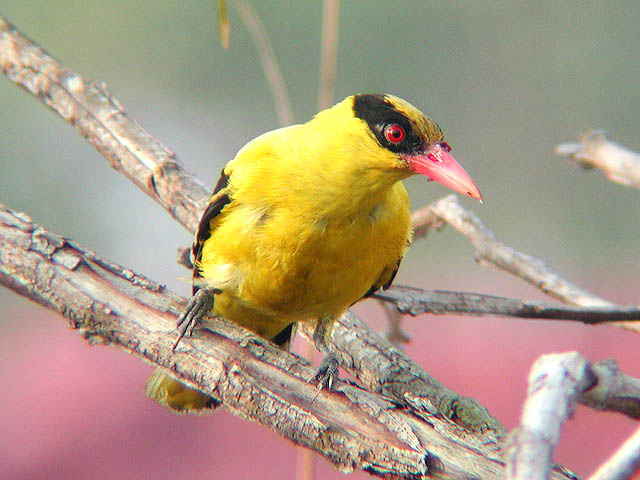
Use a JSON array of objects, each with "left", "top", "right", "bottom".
[
  {"left": 358, "top": 257, "right": 402, "bottom": 301},
  {"left": 191, "top": 168, "right": 232, "bottom": 295}
]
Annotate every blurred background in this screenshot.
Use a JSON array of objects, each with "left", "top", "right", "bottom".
[{"left": 1, "top": 1, "right": 639, "bottom": 479}]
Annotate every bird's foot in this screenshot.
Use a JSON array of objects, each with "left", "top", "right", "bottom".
[
  {"left": 173, "top": 287, "right": 218, "bottom": 351},
  {"left": 308, "top": 354, "right": 339, "bottom": 400}
]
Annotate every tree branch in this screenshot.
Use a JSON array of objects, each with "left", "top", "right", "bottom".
[
  {"left": 375, "top": 286, "right": 640, "bottom": 324},
  {"left": 0, "top": 17, "right": 208, "bottom": 233},
  {"left": 0, "top": 203, "right": 519, "bottom": 480},
  {"left": 506, "top": 352, "right": 595, "bottom": 480},
  {"left": 505, "top": 352, "right": 640, "bottom": 480},
  {"left": 410, "top": 195, "right": 640, "bottom": 334},
  {"left": 229, "top": 0, "right": 294, "bottom": 126},
  {"left": 588, "top": 425, "right": 640, "bottom": 480},
  {"left": 555, "top": 131, "right": 640, "bottom": 191}
]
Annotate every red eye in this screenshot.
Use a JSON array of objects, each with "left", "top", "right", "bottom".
[{"left": 383, "top": 124, "right": 405, "bottom": 144}]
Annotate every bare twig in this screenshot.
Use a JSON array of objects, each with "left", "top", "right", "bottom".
[
  {"left": 506, "top": 352, "right": 596, "bottom": 480},
  {"left": 379, "top": 298, "right": 411, "bottom": 346},
  {"left": 317, "top": 0, "right": 340, "bottom": 110},
  {"left": 506, "top": 353, "right": 640, "bottom": 480},
  {"left": 218, "top": 0, "right": 231, "bottom": 49},
  {"left": 412, "top": 195, "right": 611, "bottom": 306},
  {"left": 580, "top": 359, "right": 640, "bottom": 420},
  {"left": 588, "top": 425, "right": 640, "bottom": 480},
  {"left": 229, "top": 0, "right": 294, "bottom": 126},
  {"left": 374, "top": 286, "right": 640, "bottom": 324},
  {"left": 411, "top": 195, "right": 640, "bottom": 333},
  {"left": 556, "top": 131, "right": 640, "bottom": 190}
]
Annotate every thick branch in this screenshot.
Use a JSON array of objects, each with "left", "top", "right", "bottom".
[
  {"left": 1, "top": 204, "right": 524, "bottom": 480},
  {"left": 375, "top": 286, "right": 640, "bottom": 324},
  {"left": 0, "top": 17, "right": 207, "bottom": 233},
  {"left": 556, "top": 131, "right": 640, "bottom": 190}
]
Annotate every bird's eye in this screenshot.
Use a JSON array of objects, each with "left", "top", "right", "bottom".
[
  {"left": 439, "top": 141, "right": 451, "bottom": 152},
  {"left": 383, "top": 124, "right": 405, "bottom": 144}
]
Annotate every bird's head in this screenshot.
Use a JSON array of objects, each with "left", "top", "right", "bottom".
[{"left": 348, "top": 94, "right": 482, "bottom": 201}]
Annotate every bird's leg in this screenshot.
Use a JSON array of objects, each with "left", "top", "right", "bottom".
[
  {"left": 309, "top": 314, "right": 340, "bottom": 393},
  {"left": 172, "top": 287, "right": 220, "bottom": 352}
]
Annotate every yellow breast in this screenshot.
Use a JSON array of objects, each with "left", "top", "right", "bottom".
[
  {"left": 197, "top": 104, "right": 414, "bottom": 339},
  {"left": 199, "top": 180, "right": 410, "bottom": 339}
]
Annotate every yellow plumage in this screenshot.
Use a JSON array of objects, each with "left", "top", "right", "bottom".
[{"left": 146, "top": 94, "right": 481, "bottom": 412}]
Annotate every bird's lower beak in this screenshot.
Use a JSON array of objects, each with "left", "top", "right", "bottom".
[{"left": 407, "top": 143, "right": 483, "bottom": 201}]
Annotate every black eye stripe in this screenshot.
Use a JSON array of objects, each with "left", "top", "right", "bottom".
[{"left": 352, "top": 94, "right": 422, "bottom": 154}]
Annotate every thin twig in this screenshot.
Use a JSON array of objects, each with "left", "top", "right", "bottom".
[
  {"left": 229, "top": 0, "right": 294, "bottom": 126},
  {"left": 317, "top": 0, "right": 340, "bottom": 110},
  {"left": 374, "top": 286, "right": 640, "bottom": 324},
  {"left": 411, "top": 195, "right": 640, "bottom": 334},
  {"left": 580, "top": 359, "right": 640, "bottom": 420},
  {"left": 588, "top": 424, "right": 640, "bottom": 480},
  {"left": 412, "top": 195, "right": 611, "bottom": 306},
  {"left": 556, "top": 131, "right": 640, "bottom": 190}
]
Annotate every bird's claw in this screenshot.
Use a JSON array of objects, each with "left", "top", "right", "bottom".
[
  {"left": 173, "top": 287, "right": 217, "bottom": 351},
  {"left": 308, "top": 354, "right": 339, "bottom": 401}
]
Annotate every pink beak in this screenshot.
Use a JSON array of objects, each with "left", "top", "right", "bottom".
[{"left": 407, "top": 143, "right": 482, "bottom": 201}]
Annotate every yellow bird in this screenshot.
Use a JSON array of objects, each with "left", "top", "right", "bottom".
[{"left": 146, "top": 94, "right": 482, "bottom": 412}]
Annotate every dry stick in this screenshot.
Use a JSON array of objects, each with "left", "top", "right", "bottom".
[
  {"left": 317, "top": 0, "right": 340, "bottom": 111},
  {"left": 556, "top": 131, "right": 640, "bottom": 191},
  {"left": 410, "top": 195, "right": 640, "bottom": 334},
  {"left": 229, "top": 0, "right": 294, "bottom": 126},
  {"left": 588, "top": 425, "right": 640, "bottom": 480},
  {"left": 580, "top": 358, "right": 640, "bottom": 420},
  {"left": 374, "top": 287, "right": 640, "bottom": 324},
  {"left": 506, "top": 353, "right": 640, "bottom": 480},
  {"left": 505, "top": 352, "right": 596, "bottom": 480},
  {"left": 0, "top": 19, "right": 207, "bottom": 234}
]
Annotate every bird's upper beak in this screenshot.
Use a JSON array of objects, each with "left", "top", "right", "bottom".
[{"left": 406, "top": 143, "right": 483, "bottom": 201}]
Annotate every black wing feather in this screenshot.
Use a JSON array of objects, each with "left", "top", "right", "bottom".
[
  {"left": 192, "top": 168, "right": 231, "bottom": 295},
  {"left": 357, "top": 257, "right": 402, "bottom": 302}
]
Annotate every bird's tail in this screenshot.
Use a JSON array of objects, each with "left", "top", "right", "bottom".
[
  {"left": 145, "top": 322, "right": 296, "bottom": 413},
  {"left": 145, "top": 370, "right": 219, "bottom": 413}
]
